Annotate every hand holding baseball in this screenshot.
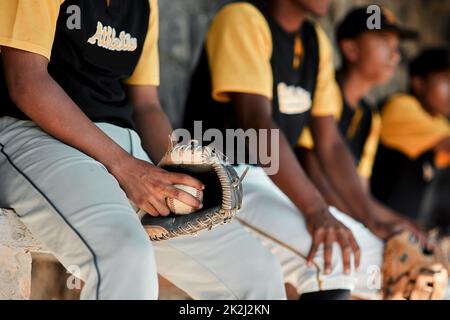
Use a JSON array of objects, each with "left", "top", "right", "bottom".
[{"left": 166, "top": 184, "right": 204, "bottom": 215}]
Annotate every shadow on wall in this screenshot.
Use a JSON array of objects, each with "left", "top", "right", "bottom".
[{"left": 157, "top": 0, "right": 450, "bottom": 128}]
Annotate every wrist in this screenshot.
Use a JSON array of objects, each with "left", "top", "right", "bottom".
[
  {"left": 105, "top": 150, "right": 135, "bottom": 176},
  {"left": 301, "top": 200, "right": 329, "bottom": 219}
]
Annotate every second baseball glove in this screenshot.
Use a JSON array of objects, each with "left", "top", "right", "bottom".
[{"left": 382, "top": 231, "right": 448, "bottom": 300}]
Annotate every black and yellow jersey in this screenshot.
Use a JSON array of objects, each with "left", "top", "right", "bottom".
[
  {"left": 0, "top": 0, "right": 160, "bottom": 129},
  {"left": 379, "top": 94, "right": 450, "bottom": 167},
  {"left": 183, "top": 0, "right": 340, "bottom": 155},
  {"left": 298, "top": 77, "right": 382, "bottom": 179},
  {"left": 371, "top": 94, "right": 450, "bottom": 218}
]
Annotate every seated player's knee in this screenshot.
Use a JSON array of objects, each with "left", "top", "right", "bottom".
[{"left": 101, "top": 217, "right": 156, "bottom": 274}]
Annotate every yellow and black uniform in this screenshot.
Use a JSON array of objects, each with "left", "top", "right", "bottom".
[
  {"left": 0, "top": 0, "right": 159, "bottom": 129},
  {"left": 183, "top": 0, "right": 340, "bottom": 154},
  {"left": 378, "top": 94, "right": 450, "bottom": 166},
  {"left": 371, "top": 94, "right": 450, "bottom": 217},
  {"left": 299, "top": 76, "right": 382, "bottom": 179}
]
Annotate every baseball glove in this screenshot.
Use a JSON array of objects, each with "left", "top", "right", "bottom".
[
  {"left": 382, "top": 231, "right": 449, "bottom": 300},
  {"left": 139, "top": 140, "right": 247, "bottom": 241},
  {"left": 428, "top": 229, "right": 450, "bottom": 274}
]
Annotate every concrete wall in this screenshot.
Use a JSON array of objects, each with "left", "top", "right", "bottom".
[{"left": 158, "top": 0, "right": 450, "bottom": 127}]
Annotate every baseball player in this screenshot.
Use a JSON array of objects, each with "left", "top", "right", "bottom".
[
  {"left": 299, "top": 8, "right": 425, "bottom": 243},
  {"left": 183, "top": 0, "right": 411, "bottom": 299},
  {"left": 371, "top": 48, "right": 450, "bottom": 226},
  {"left": 0, "top": 0, "right": 287, "bottom": 300}
]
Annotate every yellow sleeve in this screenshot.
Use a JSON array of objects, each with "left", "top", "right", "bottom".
[
  {"left": 310, "top": 24, "right": 340, "bottom": 117},
  {"left": 298, "top": 83, "right": 344, "bottom": 149},
  {"left": 123, "top": 0, "right": 160, "bottom": 86},
  {"left": 357, "top": 112, "right": 381, "bottom": 178},
  {"left": 380, "top": 94, "right": 450, "bottom": 159},
  {"left": 206, "top": 3, "right": 273, "bottom": 102},
  {"left": 0, "top": 0, "right": 63, "bottom": 60}
]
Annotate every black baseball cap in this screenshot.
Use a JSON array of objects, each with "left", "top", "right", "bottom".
[
  {"left": 337, "top": 6, "right": 419, "bottom": 42},
  {"left": 410, "top": 47, "right": 450, "bottom": 78}
]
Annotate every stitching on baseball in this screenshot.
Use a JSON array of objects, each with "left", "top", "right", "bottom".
[{"left": 168, "top": 197, "right": 175, "bottom": 213}]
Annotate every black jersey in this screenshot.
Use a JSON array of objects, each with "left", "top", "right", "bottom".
[{"left": 0, "top": 0, "right": 154, "bottom": 129}]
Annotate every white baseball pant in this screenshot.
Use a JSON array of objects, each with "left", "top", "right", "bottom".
[
  {"left": 234, "top": 164, "right": 385, "bottom": 299},
  {"left": 0, "top": 116, "right": 286, "bottom": 300}
]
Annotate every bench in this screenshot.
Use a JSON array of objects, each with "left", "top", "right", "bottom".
[
  {"left": 0, "top": 208, "right": 189, "bottom": 300},
  {"left": 0, "top": 209, "right": 48, "bottom": 299}
]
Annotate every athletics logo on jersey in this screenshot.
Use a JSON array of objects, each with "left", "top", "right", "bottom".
[
  {"left": 87, "top": 21, "right": 138, "bottom": 52},
  {"left": 277, "top": 83, "right": 312, "bottom": 114}
]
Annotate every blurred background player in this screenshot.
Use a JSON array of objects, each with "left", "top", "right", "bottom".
[
  {"left": 298, "top": 7, "right": 424, "bottom": 240},
  {"left": 183, "top": 0, "right": 418, "bottom": 300},
  {"left": 372, "top": 47, "right": 450, "bottom": 235}
]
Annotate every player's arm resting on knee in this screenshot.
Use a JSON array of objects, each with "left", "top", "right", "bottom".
[
  {"left": 207, "top": 5, "right": 359, "bottom": 273},
  {"left": 1, "top": 47, "right": 131, "bottom": 172},
  {"left": 310, "top": 115, "right": 404, "bottom": 239},
  {"left": 230, "top": 93, "right": 360, "bottom": 274},
  {"left": 1, "top": 48, "right": 202, "bottom": 217}
]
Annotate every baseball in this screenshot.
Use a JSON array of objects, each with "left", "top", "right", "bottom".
[{"left": 166, "top": 184, "right": 204, "bottom": 215}]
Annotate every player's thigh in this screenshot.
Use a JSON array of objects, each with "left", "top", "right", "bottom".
[
  {"left": 153, "top": 220, "right": 287, "bottom": 300},
  {"left": 235, "top": 165, "right": 314, "bottom": 252},
  {"left": 0, "top": 119, "right": 155, "bottom": 285}
]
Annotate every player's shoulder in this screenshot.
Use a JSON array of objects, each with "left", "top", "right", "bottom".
[
  {"left": 383, "top": 93, "right": 422, "bottom": 114},
  {"left": 386, "top": 93, "right": 420, "bottom": 106},
  {"left": 216, "top": 2, "right": 265, "bottom": 20},
  {"left": 211, "top": 2, "right": 268, "bottom": 31}
]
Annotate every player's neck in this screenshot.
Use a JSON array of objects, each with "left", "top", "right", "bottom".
[
  {"left": 341, "top": 68, "right": 374, "bottom": 109},
  {"left": 266, "top": 0, "right": 306, "bottom": 33}
]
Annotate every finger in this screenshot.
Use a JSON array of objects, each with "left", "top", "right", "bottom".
[
  {"left": 151, "top": 198, "right": 171, "bottom": 217},
  {"left": 140, "top": 202, "right": 159, "bottom": 217},
  {"left": 324, "top": 231, "right": 334, "bottom": 274},
  {"left": 337, "top": 232, "right": 352, "bottom": 274},
  {"left": 165, "top": 185, "right": 203, "bottom": 209},
  {"left": 168, "top": 172, "right": 204, "bottom": 190},
  {"left": 347, "top": 233, "right": 361, "bottom": 270},
  {"left": 306, "top": 235, "right": 321, "bottom": 267}
]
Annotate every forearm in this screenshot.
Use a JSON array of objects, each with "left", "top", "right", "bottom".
[
  {"left": 134, "top": 106, "right": 172, "bottom": 163},
  {"left": 9, "top": 71, "right": 131, "bottom": 172},
  {"left": 316, "top": 140, "right": 375, "bottom": 225},
  {"left": 245, "top": 117, "right": 328, "bottom": 216},
  {"left": 370, "top": 195, "right": 409, "bottom": 223},
  {"left": 297, "top": 147, "right": 352, "bottom": 213}
]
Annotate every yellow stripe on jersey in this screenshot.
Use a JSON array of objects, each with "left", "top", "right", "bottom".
[
  {"left": 380, "top": 94, "right": 450, "bottom": 159},
  {"left": 298, "top": 86, "right": 343, "bottom": 149},
  {"left": 298, "top": 88, "right": 381, "bottom": 179},
  {"left": 357, "top": 112, "right": 381, "bottom": 178}
]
